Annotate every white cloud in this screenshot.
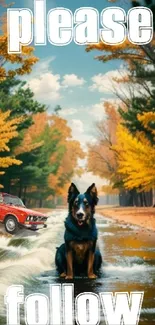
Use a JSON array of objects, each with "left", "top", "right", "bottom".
[
  {"left": 27, "top": 72, "right": 61, "bottom": 102},
  {"left": 24, "top": 57, "right": 62, "bottom": 102},
  {"left": 87, "top": 98, "right": 121, "bottom": 121},
  {"left": 62, "top": 74, "right": 86, "bottom": 88},
  {"left": 91, "top": 98, "right": 122, "bottom": 116},
  {"left": 24, "top": 59, "right": 87, "bottom": 103},
  {"left": 68, "top": 117, "right": 106, "bottom": 193},
  {"left": 66, "top": 112, "right": 107, "bottom": 191},
  {"left": 68, "top": 119, "right": 97, "bottom": 152},
  {"left": 70, "top": 119, "right": 84, "bottom": 135},
  {"left": 89, "top": 70, "right": 128, "bottom": 94},
  {"left": 89, "top": 103, "right": 106, "bottom": 120},
  {"left": 89, "top": 69, "right": 150, "bottom": 99},
  {"left": 25, "top": 57, "right": 56, "bottom": 80},
  {"left": 60, "top": 108, "right": 78, "bottom": 117}
]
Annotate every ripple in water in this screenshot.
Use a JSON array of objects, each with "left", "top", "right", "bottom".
[{"left": 0, "top": 210, "right": 66, "bottom": 314}]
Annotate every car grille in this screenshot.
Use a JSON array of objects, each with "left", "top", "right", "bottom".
[{"left": 26, "top": 215, "right": 47, "bottom": 222}]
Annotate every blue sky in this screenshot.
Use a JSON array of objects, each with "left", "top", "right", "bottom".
[{"left": 2, "top": 0, "right": 132, "bottom": 190}]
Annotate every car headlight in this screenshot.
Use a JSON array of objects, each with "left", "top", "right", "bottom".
[
  {"left": 26, "top": 215, "right": 47, "bottom": 222},
  {"left": 26, "top": 215, "right": 34, "bottom": 221}
]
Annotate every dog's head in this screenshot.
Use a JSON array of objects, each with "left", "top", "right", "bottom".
[{"left": 67, "top": 183, "right": 99, "bottom": 226}]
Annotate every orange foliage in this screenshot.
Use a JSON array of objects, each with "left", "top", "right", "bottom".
[
  {"left": 14, "top": 113, "right": 47, "bottom": 155},
  {"left": 86, "top": 39, "right": 155, "bottom": 67},
  {"left": 16, "top": 112, "right": 85, "bottom": 196},
  {"left": 48, "top": 117, "right": 85, "bottom": 195},
  {"left": 87, "top": 102, "right": 121, "bottom": 191},
  {"left": 48, "top": 115, "right": 72, "bottom": 139}
]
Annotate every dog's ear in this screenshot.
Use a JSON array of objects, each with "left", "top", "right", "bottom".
[
  {"left": 85, "top": 183, "right": 99, "bottom": 205},
  {"left": 67, "top": 183, "right": 80, "bottom": 203}
]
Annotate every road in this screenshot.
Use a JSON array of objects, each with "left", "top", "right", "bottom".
[{"left": 0, "top": 210, "right": 155, "bottom": 324}]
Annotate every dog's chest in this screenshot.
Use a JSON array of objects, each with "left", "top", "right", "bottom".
[{"left": 70, "top": 241, "right": 93, "bottom": 263}]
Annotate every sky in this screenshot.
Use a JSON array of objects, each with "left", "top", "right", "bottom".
[{"left": 2, "top": 0, "right": 132, "bottom": 192}]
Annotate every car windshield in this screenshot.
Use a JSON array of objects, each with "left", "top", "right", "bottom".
[{"left": 3, "top": 195, "right": 25, "bottom": 207}]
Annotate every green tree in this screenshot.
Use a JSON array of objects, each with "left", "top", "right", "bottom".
[
  {"left": 0, "top": 78, "right": 45, "bottom": 128},
  {"left": 118, "top": 63, "right": 155, "bottom": 143},
  {"left": 0, "top": 77, "right": 46, "bottom": 193},
  {"left": 54, "top": 105, "right": 62, "bottom": 115},
  {"left": 2, "top": 126, "right": 65, "bottom": 203}
]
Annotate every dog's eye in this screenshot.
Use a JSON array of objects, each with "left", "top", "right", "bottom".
[
  {"left": 84, "top": 202, "right": 89, "bottom": 206},
  {"left": 74, "top": 201, "right": 78, "bottom": 206}
]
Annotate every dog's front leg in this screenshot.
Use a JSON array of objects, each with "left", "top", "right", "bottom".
[
  {"left": 66, "top": 250, "right": 73, "bottom": 279},
  {"left": 88, "top": 250, "right": 97, "bottom": 279}
]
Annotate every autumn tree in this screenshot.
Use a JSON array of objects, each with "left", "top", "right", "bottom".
[
  {"left": 87, "top": 102, "right": 121, "bottom": 193},
  {"left": 1, "top": 112, "right": 63, "bottom": 199},
  {"left": 0, "top": 110, "right": 22, "bottom": 187},
  {"left": 0, "top": 1, "right": 38, "bottom": 80},
  {"left": 0, "top": 78, "right": 46, "bottom": 193},
  {"left": 49, "top": 138, "right": 85, "bottom": 199},
  {"left": 112, "top": 112, "right": 155, "bottom": 194},
  {"left": 47, "top": 115, "right": 85, "bottom": 200},
  {"left": 2, "top": 112, "right": 85, "bottom": 206},
  {"left": 86, "top": 0, "right": 155, "bottom": 65},
  {"left": 85, "top": 2, "right": 155, "bottom": 205},
  {"left": 117, "top": 63, "right": 155, "bottom": 143}
]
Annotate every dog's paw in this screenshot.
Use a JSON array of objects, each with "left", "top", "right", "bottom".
[
  {"left": 88, "top": 273, "right": 97, "bottom": 279},
  {"left": 60, "top": 272, "right": 66, "bottom": 278},
  {"left": 65, "top": 275, "right": 73, "bottom": 280}
]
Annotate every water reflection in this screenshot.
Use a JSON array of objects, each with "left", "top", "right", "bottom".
[{"left": 0, "top": 211, "right": 154, "bottom": 325}]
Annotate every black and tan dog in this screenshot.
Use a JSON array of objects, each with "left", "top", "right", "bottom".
[{"left": 55, "top": 183, "right": 102, "bottom": 279}]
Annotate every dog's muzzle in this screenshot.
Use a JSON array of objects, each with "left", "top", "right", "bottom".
[
  {"left": 77, "top": 212, "right": 84, "bottom": 219},
  {"left": 76, "top": 211, "right": 86, "bottom": 226}
]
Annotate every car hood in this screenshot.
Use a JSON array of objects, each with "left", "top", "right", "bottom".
[{"left": 10, "top": 206, "right": 47, "bottom": 217}]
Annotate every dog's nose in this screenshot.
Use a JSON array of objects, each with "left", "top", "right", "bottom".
[{"left": 77, "top": 212, "right": 84, "bottom": 219}]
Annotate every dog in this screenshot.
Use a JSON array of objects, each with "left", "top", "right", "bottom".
[{"left": 55, "top": 183, "right": 102, "bottom": 279}]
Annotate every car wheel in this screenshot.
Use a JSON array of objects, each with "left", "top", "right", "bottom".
[{"left": 4, "top": 215, "right": 19, "bottom": 234}]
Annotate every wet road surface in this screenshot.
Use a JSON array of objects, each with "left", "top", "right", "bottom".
[{"left": 0, "top": 210, "right": 155, "bottom": 324}]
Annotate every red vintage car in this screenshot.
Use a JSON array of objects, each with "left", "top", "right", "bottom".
[{"left": 0, "top": 192, "right": 48, "bottom": 234}]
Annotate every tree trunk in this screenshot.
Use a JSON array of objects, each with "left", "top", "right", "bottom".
[
  {"left": 139, "top": 192, "right": 144, "bottom": 207},
  {"left": 23, "top": 186, "right": 27, "bottom": 205},
  {"left": 152, "top": 188, "right": 155, "bottom": 207},
  {"left": 54, "top": 196, "right": 57, "bottom": 206},
  {"left": 39, "top": 198, "right": 43, "bottom": 208},
  {"left": 18, "top": 178, "right": 23, "bottom": 198},
  {"left": 142, "top": 192, "right": 147, "bottom": 207}
]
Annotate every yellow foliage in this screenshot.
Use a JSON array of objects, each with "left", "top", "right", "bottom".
[
  {"left": 0, "top": 110, "right": 22, "bottom": 186},
  {"left": 138, "top": 112, "right": 155, "bottom": 136},
  {"left": 0, "top": 34, "right": 38, "bottom": 80},
  {"left": 0, "top": 110, "right": 22, "bottom": 151},
  {"left": 113, "top": 115, "right": 155, "bottom": 191},
  {"left": 0, "top": 2, "right": 38, "bottom": 81}
]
